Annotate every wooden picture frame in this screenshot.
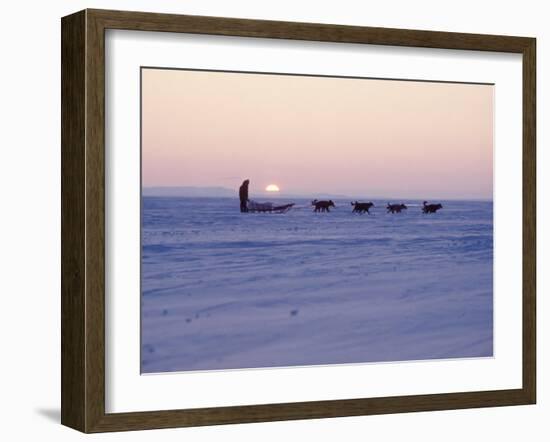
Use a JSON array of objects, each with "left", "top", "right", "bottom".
[{"left": 61, "top": 8, "right": 536, "bottom": 433}]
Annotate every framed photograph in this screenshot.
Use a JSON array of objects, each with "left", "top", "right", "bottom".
[{"left": 61, "top": 9, "right": 536, "bottom": 433}]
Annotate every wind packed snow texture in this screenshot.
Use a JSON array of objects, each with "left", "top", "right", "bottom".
[{"left": 141, "top": 197, "right": 493, "bottom": 373}]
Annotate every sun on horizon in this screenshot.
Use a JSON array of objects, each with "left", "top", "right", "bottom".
[{"left": 265, "top": 184, "right": 280, "bottom": 192}]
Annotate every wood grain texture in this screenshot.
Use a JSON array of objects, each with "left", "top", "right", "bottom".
[
  {"left": 522, "top": 38, "right": 536, "bottom": 403},
  {"left": 61, "top": 10, "right": 86, "bottom": 432},
  {"left": 60, "top": 8, "right": 537, "bottom": 433},
  {"left": 89, "top": 8, "right": 532, "bottom": 52},
  {"left": 84, "top": 9, "right": 107, "bottom": 433}
]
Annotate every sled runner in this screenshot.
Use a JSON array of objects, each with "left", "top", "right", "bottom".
[{"left": 247, "top": 201, "right": 295, "bottom": 213}]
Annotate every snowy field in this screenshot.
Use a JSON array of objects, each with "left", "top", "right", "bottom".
[{"left": 141, "top": 197, "right": 493, "bottom": 373}]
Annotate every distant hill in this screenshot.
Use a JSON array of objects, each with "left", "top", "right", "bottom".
[{"left": 143, "top": 186, "right": 235, "bottom": 197}]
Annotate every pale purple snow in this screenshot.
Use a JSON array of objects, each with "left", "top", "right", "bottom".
[{"left": 141, "top": 197, "right": 493, "bottom": 373}]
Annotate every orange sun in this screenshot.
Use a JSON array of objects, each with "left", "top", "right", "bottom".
[{"left": 265, "top": 184, "right": 280, "bottom": 192}]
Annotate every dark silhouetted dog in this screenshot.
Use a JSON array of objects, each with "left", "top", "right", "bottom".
[
  {"left": 422, "top": 201, "right": 443, "bottom": 213},
  {"left": 312, "top": 199, "right": 335, "bottom": 212},
  {"left": 351, "top": 201, "right": 374, "bottom": 214},
  {"left": 386, "top": 203, "right": 407, "bottom": 214}
]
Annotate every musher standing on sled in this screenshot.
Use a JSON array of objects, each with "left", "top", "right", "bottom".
[{"left": 239, "top": 179, "right": 250, "bottom": 213}]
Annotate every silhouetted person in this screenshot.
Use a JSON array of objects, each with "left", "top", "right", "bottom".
[{"left": 239, "top": 179, "right": 250, "bottom": 212}]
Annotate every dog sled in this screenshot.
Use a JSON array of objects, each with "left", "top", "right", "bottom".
[{"left": 247, "top": 200, "right": 295, "bottom": 213}]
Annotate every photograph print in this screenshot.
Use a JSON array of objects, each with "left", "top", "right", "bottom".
[{"left": 140, "top": 68, "right": 494, "bottom": 374}]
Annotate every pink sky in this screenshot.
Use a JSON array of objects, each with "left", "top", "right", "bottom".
[{"left": 142, "top": 68, "right": 493, "bottom": 199}]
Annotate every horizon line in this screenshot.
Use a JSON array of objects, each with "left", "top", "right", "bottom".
[
  {"left": 142, "top": 186, "right": 493, "bottom": 201},
  {"left": 142, "top": 193, "right": 493, "bottom": 202}
]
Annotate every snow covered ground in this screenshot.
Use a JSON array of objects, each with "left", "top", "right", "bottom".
[{"left": 141, "top": 197, "right": 493, "bottom": 373}]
